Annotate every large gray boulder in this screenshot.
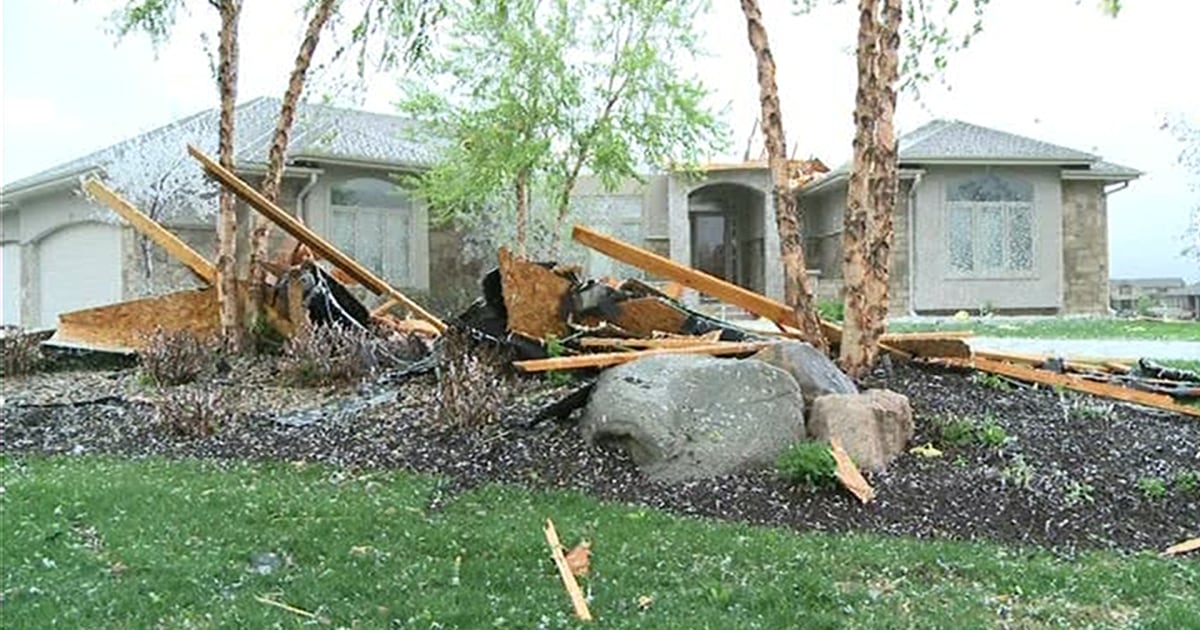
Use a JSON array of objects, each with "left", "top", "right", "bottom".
[
  {"left": 581, "top": 354, "right": 807, "bottom": 483},
  {"left": 807, "top": 389, "right": 913, "bottom": 472},
  {"left": 751, "top": 341, "right": 857, "bottom": 405}
]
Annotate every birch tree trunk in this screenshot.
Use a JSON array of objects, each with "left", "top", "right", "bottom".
[
  {"left": 248, "top": 0, "right": 338, "bottom": 322},
  {"left": 216, "top": 0, "right": 243, "bottom": 351},
  {"left": 515, "top": 169, "right": 529, "bottom": 257},
  {"left": 839, "top": 0, "right": 902, "bottom": 378},
  {"left": 738, "top": 0, "right": 827, "bottom": 353}
]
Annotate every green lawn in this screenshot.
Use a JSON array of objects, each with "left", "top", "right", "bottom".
[
  {"left": 887, "top": 317, "right": 1200, "bottom": 341},
  {"left": 3, "top": 457, "right": 1197, "bottom": 628}
]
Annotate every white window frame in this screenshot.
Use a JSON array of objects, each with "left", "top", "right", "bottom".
[{"left": 329, "top": 178, "right": 413, "bottom": 285}]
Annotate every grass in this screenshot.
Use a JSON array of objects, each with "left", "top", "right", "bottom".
[
  {"left": 888, "top": 317, "right": 1200, "bottom": 341},
  {"left": 3, "top": 456, "right": 1198, "bottom": 629}
]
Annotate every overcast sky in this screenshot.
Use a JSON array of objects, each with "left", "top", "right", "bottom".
[{"left": 3, "top": 0, "right": 1197, "bottom": 281}]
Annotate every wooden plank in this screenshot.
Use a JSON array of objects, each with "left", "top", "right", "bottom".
[
  {"left": 831, "top": 437, "right": 875, "bottom": 504},
  {"left": 973, "top": 349, "right": 1116, "bottom": 373},
  {"left": 370, "top": 298, "right": 400, "bottom": 317},
  {"left": 187, "top": 145, "right": 446, "bottom": 333},
  {"left": 882, "top": 331, "right": 975, "bottom": 341},
  {"left": 884, "top": 336, "right": 971, "bottom": 359},
  {"left": 83, "top": 178, "right": 217, "bottom": 285},
  {"left": 577, "top": 296, "right": 691, "bottom": 337},
  {"left": 938, "top": 356, "right": 1200, "bottom": 419},
  {"left": 50, "top": 288, "right": 221, "bottom": 352},
  {"left": 514, "top": 341, "right": 775, "bottom": 373},
  {"left": 544, "top": 519, "right": 593, "bottom": 621},
  {"left": 572, "top": 224, "right": 800, "bottom": 327},
  {"left": 578, "top": 335, "right": 724, "bottom": 350},
  {"left": 1163, "top": 536, "right": 1200, "bottom": 557}
]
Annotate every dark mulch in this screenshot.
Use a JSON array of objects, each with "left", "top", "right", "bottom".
[{"left": 2, "top": 360, "right": 1197, "bottom": 557}]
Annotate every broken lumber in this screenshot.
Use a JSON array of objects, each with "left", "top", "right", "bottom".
[
  {"left": 371, "top": 298, "right": 401, "bottom": 317},
  {"left": 831, "top": 437, "right": 875, "bottom": 504},
  {"left": 577, "top": 296, "right": 691, "bottom": 338},
  {"left": 544, "top": 518, "right": 593, "bottom": 621},
  {"left": 1162, "top": 536, "right": 1200, "bottom": 557},
  {"left": 938, "top": 356, "right": 1200, "bottom": 419},
  {"left": 187, "top": 145, "right": 446, "bottom": 333},
  {"left": 513, "top": 341, "right": 776, "bottom": 372},
  {"left": 83, "top": 178, "right": 218, "bottom": 285},
  {"left": 578, "top": 334, "right": 724, "bottom": 350},
  {"left": 498, "top": 247, "right": 573, "bottom": 339},
  {"left": 50, "top": 288, "right": 221, "bottom": 353}
]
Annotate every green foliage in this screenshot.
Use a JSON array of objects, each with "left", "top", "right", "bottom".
[
  {"left": 816, "top": 299, "right": 845, "bottom": 322},
  {"left": 1135, "top": 294, "right": 1159, "bottom": 317},
  {"left": 776, "top": 440, "right": 838, "bottom": 488},
  {"left": 249, "top": 315, "right": 287, "bottom": 355},
  {"left": 933, "top": 414, "right": 1010, "bottom": 450},
  {"left": 972, "top": 371, "right": 1013, "bottom": 392},
  {"left": 999, "top": 455, "right": 1036, "bottom": 490},
  {"left": 543, "top": 334, "right": 574, "bottom": 386},
  {"left": 398, "top": 0, "right": 726, "bottom": 254},
  {"left": 1137, "top": 477, "right": 1168, "bottom": 500},
  {"left": 1173, "top": 470, "right": 1199, "bottom": 493}
]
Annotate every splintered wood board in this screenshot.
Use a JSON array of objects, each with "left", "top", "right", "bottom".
[
  {"left": 883, "top": 336, "right": 972, "bottom": 359},
  {"left": 513, "top": 341, "right": 776, "bottom": 372},
  {"left": 51, "top": 288, "right": 221, "bottom": 353},
  {"left": 497, "top": 247, "right": 573, "bottom": 340},
  {"left": 577, "top": 297, "right": 691, "bottom": 337}
]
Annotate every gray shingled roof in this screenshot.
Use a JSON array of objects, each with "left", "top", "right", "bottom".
[
  {"left": 3, "top": 97, "right": 439, "bottom": 194},
  {"left": 801, "top": 119, "right": 1142, "bottom": 193},
  {"left": 899, "top": 119, "right": 1099, "bottom": 162}
]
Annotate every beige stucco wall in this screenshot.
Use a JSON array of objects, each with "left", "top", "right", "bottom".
[
  {"left": 911, "top": 165, "right": 1063, "bottom": 312},
  {"left": 1061, "top": 180, "right": 1110, "bottom": 314}
]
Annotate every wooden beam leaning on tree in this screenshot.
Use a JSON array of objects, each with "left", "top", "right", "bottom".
[
  {"left": 81, "top": 178, "right": 218, "bottom": 285},
  {"left": 187, "top": 145, "right": 446, "bottom": 333}
]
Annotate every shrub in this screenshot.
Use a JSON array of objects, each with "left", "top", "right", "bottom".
[
  {"left": 999, "top": 455, "right": 1036, "bottom": 490},
  {"left": 934, "top": 415, "right": 978, "bottom": 448},
  {"left": 155, "top": 385, "right": 233, "bottom": 438},
  {"left": 279, "top": 325, "right": 377, "bottom": 387},
  {"left": 975, "top": 417, "right": 1010, "bottom": 448},
  {"left": 433, "top": 329, "right": 514, "bottom": 430},
  {"left": 1173, "top": 470, "right": 1199, "bottom": 493},
  {"left": 1137, "top": 477, "right": 1168, "bottom": 500},
  {"left": 138, "top": 328, "right": 218, "bottom": 387},
  {"left": 1, "top": 329, "right": 47, "bottom": 377},
  {"left": 776, "top": 441, "right": 838, "bottom": 488},
  {"left": 1063, "top": 480, "right": 1095, "bottom": 507}
]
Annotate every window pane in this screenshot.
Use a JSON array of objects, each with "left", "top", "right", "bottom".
[
  {"left": 331, "top": 178, "right": 410, "bottom": 209},
  {"left": 948, "top": 175, "right": 1033, "bottom": 202},
  {"left": 332, "top": 209, "right": 355, "bottom": 253},
  {"left": 1008, "top": 204, "right": 1033, "bottom": 271},
  {"left": 358, "top": 210, "right": 385, "bottom": 275},
  {"left": 948, "top": 204, "right": 974, "bottom": 273},
  {"left": 978, "top": 205, "right": 1005, "bottom": 271}
]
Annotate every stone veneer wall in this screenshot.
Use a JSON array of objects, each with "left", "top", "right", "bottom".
[{"left": 1061, "top": 180, "right": 1109, "bottom": 314}]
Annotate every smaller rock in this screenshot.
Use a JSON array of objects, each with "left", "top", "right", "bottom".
[
  {"left": 751, "top": 340, "right": 857, "bottom": 405},
  {"left": 248, "top": 551, "right": 283, "bottom": 575},
  {"left": 807, "top": 389, "right": 913, "bottom": 472}
]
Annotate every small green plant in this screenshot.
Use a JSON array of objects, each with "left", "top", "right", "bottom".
[
  {"left": 999, "top": 455, "right": 1036, "bottom": 490},
  {"left": 975, "top": 417, "right": 1010, "bottom": 448},
  {"left": 775, "top": 441, "right": 838, "bottom": 488},
  {"left": 1136, "top": 477, "right": 1168, "bottom": 500},
  {"left": 250, "top": 315, "right": 288, "bottom": 355},
  {"left": 1173, "top": 470, "right": 1199, "bottom": 493},
  {"left": 1063, "top": 480, "right": 1095, "bottom": 507},
  {"left": 543, "top": 334, "right": 574, "bottom": 386},
  {"left": 934, "top": 415, "right": 978, "bottom": 448},
  {"left": 1068, "top": 403, "right": 1109, "bottom": 421},
  {"left": 972, "top": 372, "right": 1013, "bottom": 392}
]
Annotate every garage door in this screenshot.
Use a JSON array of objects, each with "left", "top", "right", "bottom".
[
  {"left": 37, "top": 223, "right": 123, "bottom": 327},
  {"left": 1, "top": 243, "right": 20, "bottom": 325}
]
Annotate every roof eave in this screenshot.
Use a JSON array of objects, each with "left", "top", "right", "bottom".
[
  {"left": 798, "top": 168, "right": 923, "bottom": 196},
  {"left": 898, "top": 157, "right": 1096, "bottom": 166},
  {"left": 294, "top": 154, "right": 432, "bottom": 173},
  {"left": 1, "top": 166, "right": 103, "bottom": 207},
  {"left": 1061, "top": 171, "right": 1142, "bottom": 183}
]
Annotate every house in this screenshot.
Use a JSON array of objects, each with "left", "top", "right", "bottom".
[
  {"left": 1110, "top": 277, "right": 1200, "bottom": 318},
  {"left": 1, "top": 97, "right": 454, "bottom": 328},
  {"left": 1, "top": 104, "right": 1142, "bottom": 329}
]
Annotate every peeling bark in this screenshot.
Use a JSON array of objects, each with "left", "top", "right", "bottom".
[
  {"left": 515, "top": 169, "right": 529, "bottom": 257},
  {"left": 216, "top": 0, "right": 243, "bottom": 352},
  {"left": 248, "top": 0, "right": 337, "bottom": 323},
  {"left": 738, "top": 0, "right": 827, "bottom": 353},
  {"left": 839, "top": 0, "right": 903, "bottom": 378}
]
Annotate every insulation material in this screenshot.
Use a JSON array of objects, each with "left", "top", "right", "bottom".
[{"left": 497, "top": 247, "right": 573, "bottom": 340}]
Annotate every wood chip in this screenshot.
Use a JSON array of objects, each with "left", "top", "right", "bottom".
[{"left": 544, "top": 518, "right": 593, "bottom": 621}]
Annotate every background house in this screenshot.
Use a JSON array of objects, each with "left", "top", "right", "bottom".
[
  {"left": 1, "top": 98, "right": 450, "bottom": 328},
  {"left": 798, "top": 120, "right": 1142, "bottom": 316},
  {"left": 1110, "top": 277, "right": 1200, "bottom": 318}
]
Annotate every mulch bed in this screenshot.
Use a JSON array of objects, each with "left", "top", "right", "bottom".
[{"left": 2, "top": 358, "right": 1197, "bottom": 557}]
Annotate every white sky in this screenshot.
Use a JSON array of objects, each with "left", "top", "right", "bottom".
[{"left": 2, "top": 0, "right": 1197, "bottom": 281}]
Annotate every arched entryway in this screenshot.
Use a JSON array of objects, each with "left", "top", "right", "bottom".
[{"left": 687, "top": 183, "right": 767, "bottom": 294}]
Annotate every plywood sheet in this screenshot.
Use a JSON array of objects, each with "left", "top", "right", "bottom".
[
  {"left": 578, "top": 296, "right": 690, "bottom": 337},
  {"left": 498, "top": 247, "right": 573, "bottom": 340},
  {"left": 51, "top": 288, "right": 221, "bottom": 353}
]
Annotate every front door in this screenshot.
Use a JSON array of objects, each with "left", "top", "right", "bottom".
[{"left": 690, "top": 212, "right": 737, "bottom": 282}]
